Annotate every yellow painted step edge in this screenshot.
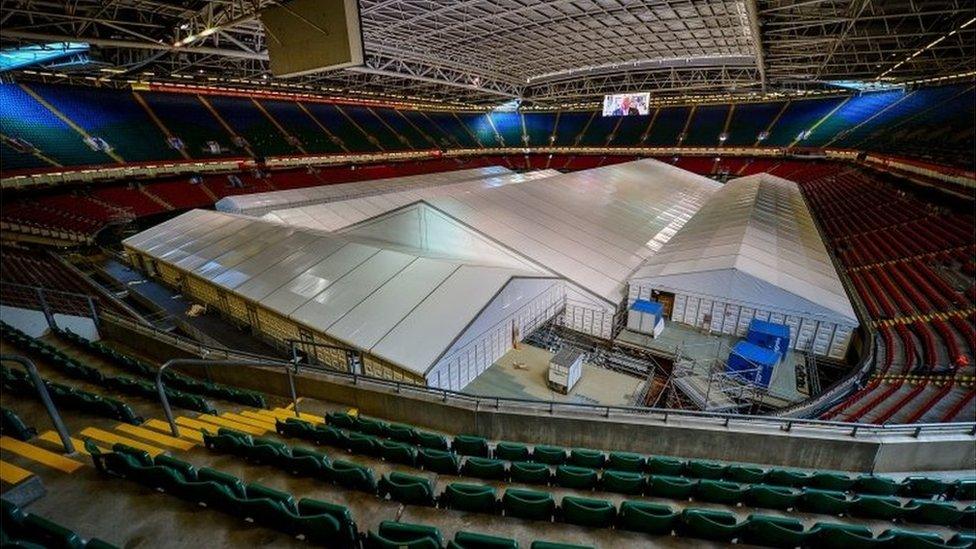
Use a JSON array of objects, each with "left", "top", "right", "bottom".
[
  {"left": 0, "top": 436, "right": 83, "bottom": 473},
  {"left": 115, "top": 424, "right": 195, "bottom": 451},
  {"left": 78, "top": 428, "right": 164, "bottom": 458},
  {"left": 195, "top": 414, "right": 265, "bottom": 435},
  {"left": 221, "top": 412, "right": 275, "bottom": 430},
  {"left": 36, "top": 431, "right": 105, "bottom": 456},
  {"left": 0, "top": 460, "right": 32, "bottom": 484},
  {"left": 144, "top": 419, "right": 205, "bottom": 442},
  {"left": 175, "top": 417, "right": 219, "bottom": 435}
]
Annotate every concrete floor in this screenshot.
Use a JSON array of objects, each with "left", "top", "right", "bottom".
[
  {"left": 618, "top": 322, "right": 805, "bottom": 402},
  {"left": 463, "top": 345, "right": 644, "bottom": 406}
]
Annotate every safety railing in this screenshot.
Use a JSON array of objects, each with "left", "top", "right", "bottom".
[
  {"left": 0, "top": 355, "right": 75, "bottom": 454},
  {"left": 299, "top": 361, "right": 974, "bottom": 438}
]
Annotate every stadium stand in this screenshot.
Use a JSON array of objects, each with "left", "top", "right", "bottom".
[{"left": 139, "top": 91, "right": 239, "bottom": 158}]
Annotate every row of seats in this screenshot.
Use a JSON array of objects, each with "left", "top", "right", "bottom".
[
  {"left": 86, "top": 442, "right": 587, "bottom": 549},
  {"left": 2, "top": 500, "right": 117, "bottom": 548},
  {"left": 793, "top": 164, "right": 975, "bottom": 423},
  {"left": 56, "top": 328, "right": 266, "bottom": 408},
  {"left": 200, "top": 426, "right": 974, "bottom": 548},
  {"left": 3, "top": 82, "right": 973, "bottom": 170},
  {"left": 224, "top": 421, "right": 975, "bottom": 529},
  {"left": 1, "top": 322, "right": 206, "bottom": 416},
  {"left": 2, "top": 365, "right": 143, "bottom": 425},
  {"left": 314, "top": 412, "right": 976, "bottom": 501}
]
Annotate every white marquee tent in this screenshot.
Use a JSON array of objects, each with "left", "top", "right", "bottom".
[
  {"left": 629, "top": 173, "right": 858, "bottom": 358},
  {"left": 123, "top": 209, "right": 563, "bottom": 391}
]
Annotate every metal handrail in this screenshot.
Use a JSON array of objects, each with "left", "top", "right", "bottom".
[
  {"left": 0, "top": 354, "right": 75, "bottom": 454},
  {"left": 155, "top": 358, "right": 299, "bottom": 437},
  {"left": 284, "top": 360, "right": 976, "bottom": 439}
]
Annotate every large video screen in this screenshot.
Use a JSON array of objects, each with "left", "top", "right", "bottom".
[{"left": 602, "top": 92, "right": 650, "bottom": 116}]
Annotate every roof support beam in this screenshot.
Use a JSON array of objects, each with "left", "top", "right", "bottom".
[
  {"left": 744, "top": 0, "right": 768, "bottom": 92},
  {"left": 0, "top": 30, "right": 268, "bottom": 60}
]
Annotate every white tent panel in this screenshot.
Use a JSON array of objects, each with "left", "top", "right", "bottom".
[
  {"left": 291, "top": 250, "right": 417, "bottom": 329},
  {"left": 233, "top": 238, "right": 348, "bottom": 301},
  {"left": 261, "top": 243, "right": 380, "bottom": 315},
  {"left": 369, "top": 265, "right": 525, "bottom": 374},
  {"left": 329, "top": 259, "right": 459, "bottom": 350},
  {"left": 210, "top": 229, "right": 320, "bottom": 289},
  {"left": 216, "top": 166, "right": 512, "bottom": 215}
]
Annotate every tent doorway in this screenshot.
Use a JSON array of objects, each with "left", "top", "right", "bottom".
[{"left": 651, "top": 290, "right": 675, "bottom": 319}]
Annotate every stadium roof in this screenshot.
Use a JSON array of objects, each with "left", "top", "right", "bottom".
[
  {"left": 631, "top": 172, "right": 857, "bottom": 324},
  {"left": 1, "top": 1, "right": 972, "bottom": 106},
  {"left": 263, "top": 158, "right": 722, "bottom": 305},
  {"left": 123, "top": 209, "right": 556, "bottom": 376}
]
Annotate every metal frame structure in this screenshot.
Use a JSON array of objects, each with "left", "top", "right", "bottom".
[{"left": 1, "top": 0, "right": 972, "bottom": 106}]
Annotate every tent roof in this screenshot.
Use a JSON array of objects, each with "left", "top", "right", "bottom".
[
  {"left": 264, "top": 159, "right": 722, "bottom": 305},
  {"left": 122, "top": 209, "right": 555, "bottom": 376},
  {"left": 631, "top": 173, "right": 857, "bottom": 325},
  {"left": 215, "top": 165, "right": 512, "bottom": 216}
]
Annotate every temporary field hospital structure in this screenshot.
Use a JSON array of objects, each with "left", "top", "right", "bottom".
[
  {"left": 215, "top": 165, "right": 512, "bottom": 216},
  {"left": 122, "top": 209, "right": 563, "bottom": 391},
  {"left": 629, "top": 173, "right": 858, "bottom": 359},
  {"left": 261, "top": 159, "right": 722, "bottom": 338}
]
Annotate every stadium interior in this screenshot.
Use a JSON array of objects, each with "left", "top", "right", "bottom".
[{"left": 0, "top": 1, "right": 974, "bottom": 548}]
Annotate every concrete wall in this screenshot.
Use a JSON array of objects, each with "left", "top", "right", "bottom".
[{"left": 200, "top": 360, "right": 974, "bottom": 473}]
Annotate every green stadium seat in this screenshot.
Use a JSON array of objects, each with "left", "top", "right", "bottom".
[
  {"left": 680, "top": 508, "right": 744, "bottom": 542},
  {"left": 646, "top": 456, "right": 684, "bottom": 475},
  {"left": 441, "top": 483, "right": 498, "bottom": 514},
  {"left": 882, "top": 528, "right": 970, "bottom": 549},
  {"left": 314, "top": 425, "right": 349, "bottom": 448},
  {"left": 725, "top": 464, "right": 766, "bottom": 484},
  {"left": 297, "top": 498, "right": 358, "bottom": 547},
  {"left": 418, "top": 448, "right": 460, "bottom": 474},
  {"left": 449, "top": 531, "right": 519, "bottom": 549},
  {"left": 285, "top": 446, "right": 329, "bottom": 475},
  {"left": 910, "top": 500, "right": 966, "bottom": 526},
  {"left": 495, "top": 442, "right": 530, "bottom": 461},
  {"left": 246, "top": 437, "right": 289, "bottom": 464},
  {"left": 510, "top": 461, "right": 551, "bottom": 485},
  {"left": 502, "top": 488, "right": 556, "bottom": 521},
  {"left": 901, "top": 476, "right": 954, "bottom": 498},
  {"left": 813, "top": 523, "right": 891, "bottom": 548},
  {"left": 555, "top": 465, "right": 598, "bottom": 490},
  {"left": 357, "top": 416, "right": 390, "bottom": 436},
  {"left": 560, "top": 496, "right": 616, "bottom": 528},
  {"left": 239, "top": 482, "right": 298, "bottom": 525},
  {"left": 607, "top": 451, "right": 645, "bottom": 472},
  {"left": 416, "top": 431, "right": 450, "bottom": 451},
  {"left": 18, "top": 514, "right": 87, "bottom": 549},
  {"left": 532, "top": 445, "right": 567, "bottom": 465},
  {"left": 328, "top": 459, "right": 377, "bottom": 492},
  {"left": 599, "top": 469, "right": 644, "bottom": 494},
  {"left": 378, "top": 439, "right": 418, "bottom": 466},
  {"left": 799, "top": 488, "right": 850, "bottom": 515},
  {"left": 810, "top": 472, "right": 856, "bottom": 491},
  {"left": 325, "top": 411, "right": 357, "bottom": 430},
  {"left": 856, "top": 475, "right": 901, "bottom": 495},
  {"left": 1, "top": 407, "right": 37, "bottom": 441},
  {"left": 276, "top": 417, "right": 316, "bottom": 438},
  {"left": 616, "top": 500, "right": 678, "bottom": 535},
  {"left": 743, "top": 514, "right": 810, "bottom": 548},
  {"left": 765, "top": 468, "right": 813, "bottom": 487},
  {"left": 462, "top": 457, "right": 508, "bottom": 480},
  {"left": 367, "top": 520, "right": 443, "bottom": 549},
  {"left": 203, "top": 428, "right": 252, "bottom": 455},
  {"left": 696, "top": 479, "right": 747, "bottom": 504},
  {"left": 850, "top": 494, "right": 918, "bottom": 520},
  {"left": 379, "top": 471, "right": 436, "bottom": 506},
  {"left": 568, "top": 448, "right": 605, "bottom": 469},
  {"left": 648, "top": 475, "right": 697, "bottom": 499},
  {"left": 387, "top": 423, "right": 417, "bottom": 443},
  {"left": 687, "top": 460, "right": 726, "bottom": 479},
  {"left": 347, "top": 431, "right": 379, "bottom": 456},
  {"left": 454, "top": 435, "right": 490, "bottom": 457},
  {"left": 953, "top": 479, "right": 976, "bottom": 501},
  {"left": 746, "top": 484, "right": 801, "bottom": 510}
]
